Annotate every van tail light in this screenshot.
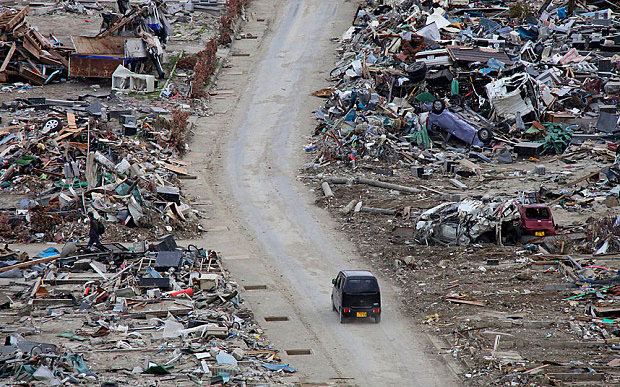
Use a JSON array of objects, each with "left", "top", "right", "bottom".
[
  {"left": 373, "top": 308, "right": 380, "bottom": 313},
  {"left": 343, "top": 308, "right": 350, "bottom": 313}
]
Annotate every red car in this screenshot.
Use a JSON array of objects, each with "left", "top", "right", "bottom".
[{"left": 518, "top": 204, "right": 557, "bottom": 237}]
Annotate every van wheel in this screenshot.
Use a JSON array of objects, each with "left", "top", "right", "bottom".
[
  {"left": 431, "top": 99, "right": 445, "bottom": 114},
  {"left": 477, "top": 128, "right": 492, "bottom": 143},
  {"left": 375, "top": 315, "right": 381, "bottom": 323},
  {"left": 339, "top": 310, "right": 345, "bottom": 324},
  {"left": 332, "top": 300, "right": 336, "bottom": 311}
]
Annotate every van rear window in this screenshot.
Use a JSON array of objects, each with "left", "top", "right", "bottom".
[
  {"left": 344, "top": 278, "right": 379, "bottom": 293},
  {"left": 525, "top": 207, "right": 550, "bottom": 220}
]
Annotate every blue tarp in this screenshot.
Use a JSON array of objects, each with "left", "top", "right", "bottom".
[
  {"left": 35, "top": 248, "right": 60, "bottom": 258},
  {"left": 261, "top": 363, "right": 297, "bottom": 373}
]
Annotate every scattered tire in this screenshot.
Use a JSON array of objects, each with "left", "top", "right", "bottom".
[
  {"left": 41, "top": 117, "right": 62, "bottom": 134},
  {"left": 375, "top": 315, "right": 381, "bottom": 324},
  {"left": 477, "top": 127, "right": 492, "bottom": 143}
]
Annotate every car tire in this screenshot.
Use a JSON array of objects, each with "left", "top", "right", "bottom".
[
  {"left": 42, "top": 117, "right": 62, "bottom": 133},
  {"left": 332, "top": 300, "right": 336, "bottom": 311},
  {"left": 477, "top": 128, "right": 492, "bottom": 143},
  {"left": 431, "top": 99, "right": 446, "bottom": 114},
  {"left": 339, "top": 309, "right": 345, "bottom": 324},
  {"left": 375, "top": 315, "right": 381, "bottom": 324}
]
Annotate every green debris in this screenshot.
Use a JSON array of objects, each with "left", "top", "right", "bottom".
[
  {"left": 13, "top": 156, "right": 36, "bottom": 166},
  {"left": 530, "top": 122, "right": 573, "bottom": 154},
  {"left": 563, "top": 285, "right": 613, "bottom": 300},
  {"left": 58, "top": 333, "right": 89, "bottom": 341},
  {"left": 405, "top": 126, "right": 432, "bottom": 149},
  {"left": 54, "top": 179, "right": 88, "bottom": 189},
  {"left": 415, "top": 91, "right": 436, "bottom": 103},
  {"left": 65, "top": 353, "right": 92, "bottom": 374},
  {"left": 451, "top": 79, "right": 459, "bottom": 96}
]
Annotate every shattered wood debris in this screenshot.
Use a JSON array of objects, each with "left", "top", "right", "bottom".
[
  {"left": 0, "top": 96, "right": 202, "bottom": 243},
  {"left": 0, "top": 0, "right": 256, "bottom": 244},
  {"left": 0, "top": 0, "right": 271, "bottom": 384},
  {"left": 0, "top": 6, "right": 72, "bottom": 85},
  {"left": 0, "top": 239, "right": 297, "bottom": 385},
  {"left": 303, "top": 0, "right": 620, "bottom": 384}
]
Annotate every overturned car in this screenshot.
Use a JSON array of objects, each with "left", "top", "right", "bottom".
[{"left": 426, "top": 100, "right": 494, "bottom": 147}]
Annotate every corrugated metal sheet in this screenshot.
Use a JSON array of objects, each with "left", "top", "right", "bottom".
[{"left": 446, "top": 46, "right": 512, "bottom": 65}]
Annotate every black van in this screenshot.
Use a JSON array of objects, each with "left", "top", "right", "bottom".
[{"left": 331, "top": 270, "right": 381, "bottom": 323}]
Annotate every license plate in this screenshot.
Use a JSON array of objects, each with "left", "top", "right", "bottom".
[
  {"left": 535, "top": 231, "right": 545, "bottom": 237},
  {"left": 356, "top": 312, "right": 367, "bottom": 318}
]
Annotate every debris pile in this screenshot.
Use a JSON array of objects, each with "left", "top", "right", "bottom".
[
  {"left": 0, "top": 0, "right": 257, "bottom": 243},
  {"left": 0, "top": 6, "right": 73, "bottom": 85},
  {"left": 79, "top": 0, "right": 171, "bottom": 79},
  {"left": 304, "top": 0, "right": 620, "bottom": 383},
  {"left": 308, "top": 0, "right": 619, "bottom": 166},
  {"left": 0, "top": 95, "right": 201, "bottom": 243},
  {"left": 0, "top": 239, "right": 298, "bottom": 385}
]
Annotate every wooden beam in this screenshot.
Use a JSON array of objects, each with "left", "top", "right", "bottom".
[
  {"left": 568, "top": 166, "right": 607, "bottom": 186},
  {"left": 0, "top": 42, "right": 16, "bottom": 73},
  {"left": 445, "top": 297, "right": 485, "bottom": 307},
  {"left": 0, "top": 254, "right": 60, "bottom": 272},
  {"left": 5, "top": 6, "right": 28, "bottom": 31}
]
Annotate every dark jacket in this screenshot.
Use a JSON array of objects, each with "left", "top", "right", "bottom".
[{"left": 89, "top": 218, "right": 101, "bottom": 238}]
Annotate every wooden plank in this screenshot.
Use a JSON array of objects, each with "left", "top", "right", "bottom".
[
  {"left": 16, "top": 65, "right": 46, "bottom": 85},
  {"left": 5, "top": 6, "right": 28, "bottom": 31},
  {"left": 568, "top": 167, "right": 606, "bottom": 186},
  {"left": 67, "top": 112, "right": 77, "bottom": 131},
  {"left": 607, "top": 358, "right": 620, "bottom": 367},
  {"left": 163, "top": 162, "right": 188, "bottom": 175},
  {"left": 523, "top": 364, "right": 549, "bottom": 374},
  {"left": 27, "top": 277, "right": 42, "bottom": 307},
  {"left": 55, "top": 127, "right": 83, "bottom": 142},
  {"left": 32, "top": 298, "right": 74, "bottom": 307},
  {"left": 0, "top": 254, "right": 60, "bottom": 272},
  {"left": 399, "top": 151, "right": 416, "bottom": 163},
  {"left": 445, "top": 297, "right": 485, "bottom": 307},
  {"left": 165, "top": 158, "right": 189, "bottom": 166},
  {"left": 68, "top": 142, "right": 88, "bottom": 151},
  {"left": 0, "top": 42, "right": 16, "bottom": 73},
  {"left": 420, "top": 185, "right": 444, "bottom": 195}
]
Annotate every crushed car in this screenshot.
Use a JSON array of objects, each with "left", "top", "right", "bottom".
[
  {"left": 518, "top": 203, "right": 557, "bottom": 237},
  {"left": 414, "top": 198, "right": 558, "bottom": 246}
]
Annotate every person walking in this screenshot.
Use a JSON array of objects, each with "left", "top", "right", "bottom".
[{"left": 87, "top": 212, "right": 105, "bottom": 250}]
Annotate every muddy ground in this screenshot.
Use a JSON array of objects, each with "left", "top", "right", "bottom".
[{"left": 303, "top": 151, "right": 620, "bottom": 384}]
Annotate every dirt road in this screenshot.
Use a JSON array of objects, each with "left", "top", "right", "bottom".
[{"left": 184, "top": 0, "right": 461, "bottom": 385}]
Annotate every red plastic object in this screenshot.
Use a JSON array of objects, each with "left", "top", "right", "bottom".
[{"left": 169, "top": 288, "right": 194, "bottom": 297}]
